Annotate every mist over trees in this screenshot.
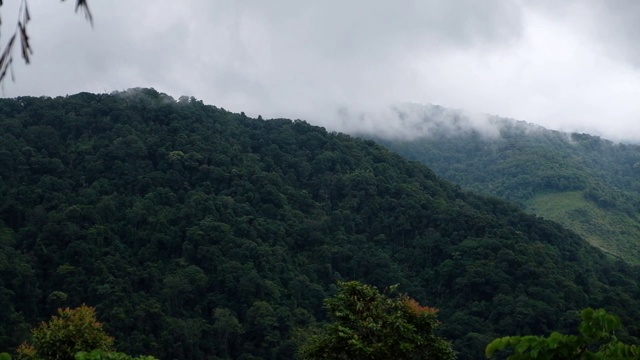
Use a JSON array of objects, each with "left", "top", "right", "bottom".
[{"left": 372, "top": 115, "right": 640, "bottom": 264}]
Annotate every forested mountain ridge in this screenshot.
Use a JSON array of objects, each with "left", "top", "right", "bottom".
[
  {"left": 1, "top": 89, "right": 640, "bottom": 360},
  {"left": 369, "top": 107, "right": 640, "bottom": 263}
]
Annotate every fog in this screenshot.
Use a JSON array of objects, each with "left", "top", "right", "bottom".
[{"left": 2, "top": 1, "right": 640, "bottom": 141}]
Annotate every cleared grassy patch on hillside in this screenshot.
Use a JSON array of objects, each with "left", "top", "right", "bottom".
[{"left": 527, "top": 191, "right": 640, "bottom": 264}]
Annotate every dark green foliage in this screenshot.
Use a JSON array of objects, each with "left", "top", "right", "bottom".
[
  {"left": 486, "top": 308, "right": 640, "bottom": 359},
  {"left": 300, "top": 281, "right": 455, "bottom": 360},
  {"left": 1, "top": 90, "right": 640, "bottom": 359},
  {"left": 75, "top": 350, "right": 156, "bottom": 360},
  {"left": 373, "top": 118, "right": 640, "bottom": 210}
]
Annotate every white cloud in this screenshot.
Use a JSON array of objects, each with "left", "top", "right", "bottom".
[{"left": 1, "top": 1, "right": 640, "bottom": 141}]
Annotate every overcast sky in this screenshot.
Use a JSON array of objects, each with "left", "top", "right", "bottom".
[{"left": 2, "top": 1, "right": 640, "bottom": 141}]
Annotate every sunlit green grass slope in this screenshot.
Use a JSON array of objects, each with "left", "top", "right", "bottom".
[{"left": 527, "top": 191, "right": 640, "bottom": 263}]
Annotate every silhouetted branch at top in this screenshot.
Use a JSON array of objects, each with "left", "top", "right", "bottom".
[{"left": 0, "top": 0, "right": 92, "bottom": 83}]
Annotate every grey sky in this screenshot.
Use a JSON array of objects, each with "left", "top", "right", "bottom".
[{"left": 2, "top": 1, "right": 640, "bottom": 141}]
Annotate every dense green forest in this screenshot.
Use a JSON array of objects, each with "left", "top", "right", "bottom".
[
  {"left": 1, "top": 89, "right": 640, "bottom": 359},
  {"left": 371, "top": 109, "right": 640, "bottom": 263}
]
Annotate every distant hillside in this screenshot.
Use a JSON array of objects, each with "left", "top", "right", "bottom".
[
  {"left": 368, "top": 105, "right": 640, "bottom": 263},
  {"left": 2, "top": 90, "right": 640, "bottom": 360}
]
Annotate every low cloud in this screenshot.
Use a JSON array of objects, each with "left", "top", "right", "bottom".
[
  {"left": 2, "top": 1, "right": 640, "bottom": 142},
  {"left": 336, "top": 104, "right": 502, "bottom": 140}
]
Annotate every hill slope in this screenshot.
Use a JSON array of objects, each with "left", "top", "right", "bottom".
[
  {"left": 370, "top": 108, "right": 640, "bottom": 263},
  {"left": 1, "top": 90, "right": 640, "bottom": 359}
]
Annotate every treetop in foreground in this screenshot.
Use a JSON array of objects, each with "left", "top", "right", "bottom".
[
  {"left": 300, "top": 281, "right": 456, "bottom": 360},
  {"left": 486, "top": 308, "right": 640, "bottom": 359},
  {"left": 16, "top": 305, "right": 113, "bottom": 360}
]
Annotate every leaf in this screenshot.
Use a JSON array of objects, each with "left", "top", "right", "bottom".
[
  {"left": 75, "top": 0, "right": 93, "bottom": 25},
  {"left": 485, "top": 337, "right": 515, "bottom": 358},
  {"left": 0, "top": 33, "right": 16, "bottom": 82},
  {"left": 547, "top": 332, "right": 564, "bottom": 348},
  {"left": 515, "top": 340, "right": 530, "bottom": 354},
  {"left": 18, "top": 21, "right": 32, "bottom": 64}
]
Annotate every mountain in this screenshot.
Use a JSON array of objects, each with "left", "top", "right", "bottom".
[
  {"left": 367, "top": 105, "right": 640, "bottom": 264},
  {"left": 1, "top": 90, "right": 640, "bottom": 360}
]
